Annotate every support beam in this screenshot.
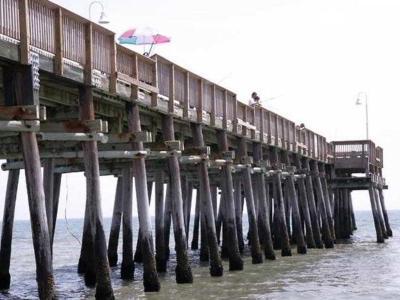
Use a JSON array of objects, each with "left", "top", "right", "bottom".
[
  {"left": 155, "top": 170, "right": 167, "bottom": 272},
  {"left": 270, "top": 149, "right": 291, "bottom": 256},
  {"left": 79, "top": 86, "right": 114, "bottom": 298},
  {"left": 294, "top": 155, "right": 316, "bottom": 248},
  {"left": 237, "top": 138, "right": 263, "bottom": 264},
  {"left": 368, "top": 185, "right": 384, "bottom": 243},
  {"left": 51, "top": 173, "right": 62, "bottom": 247},
  {"left": 0, "top": 170, "right": 19, "bottom": 290},
  {"left": 310, "top": 160, "right": 334, "bottom": 248},
  {"left": 216, "top": 130, "right": 243, "bottom": 271},
  {"left": 303, "top": 159, "right": 323, "bottom": 248},
  {"left": 43, "top": 159, "right": 55, "bottom": 252},
  {"left": 377, "top": 189, "right": 392, "bottom": 237},
  {"left": 162, "top": 114, "right": 193, "bottom": 283},
  {"left": 121, "top": 167, "right": 134, "bottom": 280},
  {"left": 233, "top": 177, "right": 244, "bottom": 253},
  {"left": 191, "top": 123, "right": 223, "bottom": 276},
  {"left": 108, "top": 177, "right": 123, "bottom": 267},
  {"left": 3, "top": 58, "right": 55, "bottom": 299},
  {"left": 253, "top": 143, "right": 275, "bottom": 260},
  {"left": 127, "top": 102, "right": 160, "bottom": 291},
  {"left": 191, "top": 191, "right": 200, "bottom": 250}
]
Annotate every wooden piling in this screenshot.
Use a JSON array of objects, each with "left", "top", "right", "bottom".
[
  {"left": 216, "top": 130, "right": 243, "bottom": 271},
  {"left": 0, "top": 170, "right": 19, "bottom": 290},
  {"left": 282, "top": 152, "right": 306, "bottom": 253},
  {"left": 377, "top": 189, "right": 392, "bottom": 237},
  {"left": 320, "top": 165, "right": 336, "bottom": 241},
  {"left": 164, "top": 184, "right": 172, "bottom": 260},
  {"left": 342, "top": 189, "right": 351, "bottom": 239},
  {"left": 234, "top": 177, "right": 245, "bottom": 253},
  {"left": 237, "top": 139, "right": 263, "bottom": 264},
  {"left": 162, "top": 115, "right": 193, "bottom": 284},
  {"left": 191, "top": 191, "right": 200, "bottom": 250},
  {"left": 155, "top": 171, "right": 167, "bottom": 272},
  {"left": 211, "top": 185, "right": 218, "bottom": 223},
  {"left": 333, "top": 189, "right": 341, "bottom": 239},
  {"left": 121, "top": 167, "right": 134, "bottom": 280},
  {"left": 79, "top": 86, "right": 114, "bottom": 298},
  {"left": 373, "top": 188, "right": 388, "bottom": 239},
  {"left": 52, "top": 173, "right": 62, "bottom": 246},
  {"left": 253, "top": 143, "right": 275, "bottom": 260},
  {"left": 368, "top": 185, "right": 384, "bottom": 243},
  {"left": 270, "top": 148, "right": 292, "bottom": 256},
  {"left": 3, "top": 60, "right": 55, "bottom": 298},
  {"left": 303, "top": 159, "right": 323, "bottom": 248},
  {"left": 310, "top": 161, "right": 334, "bottom": 248},
  {"left": 184, "top": 182, "right": 193, "bottom": 243},
  {"left": 286, "top": 174, "right": 307, "bottom": 254},
  {"left": 127, "top": 102, "right": 160, "bottom": 291},
  {"left": 134, "top": 181, "right": 154, "bottom": 263},
  {"left": 294, "top": 155, "right": 316, "bottom": 248},
  {"left": 43, "top": 158, "right": 55, "bottom": 251},
  {"left": 191, "top": 123, "right": 223, "bottom": 276},
  {"left": 108, "top": 177, "right": 123, "bottom": 267},
  {"left": 78, "top": 193, "right": 96, "bottom": 284},
  {"left": 349, "top": 192, "right": 357, "bottom": 231}
]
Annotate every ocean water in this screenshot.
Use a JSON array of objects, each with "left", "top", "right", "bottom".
[{"left": 1, "top": 211, "right": 399, "bottom": 299}]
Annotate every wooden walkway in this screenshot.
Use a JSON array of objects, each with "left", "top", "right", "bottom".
[{"left": 0, "top": 1, "right": 391, "bottom": 299}]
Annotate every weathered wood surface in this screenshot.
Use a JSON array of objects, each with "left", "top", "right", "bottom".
[
  {"left": 0, "top": 170, "right": 19, "bottom": 290},
  {"left": 108, "top": 177, "right": 123, "bottom": 267}
]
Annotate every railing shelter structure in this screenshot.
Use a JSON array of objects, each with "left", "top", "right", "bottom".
[{"left": 0, "top": 0, "right": 392, "bottom": 299}]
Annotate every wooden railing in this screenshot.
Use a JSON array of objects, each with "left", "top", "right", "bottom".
[
  {"left": 331, "top": 140, "right": 383, "bottom": 173},
  {"left": 0, "top": 0, "right": 377, "bottom": 164}
]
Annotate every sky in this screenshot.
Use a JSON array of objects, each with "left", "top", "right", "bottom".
[{"left": 1, "top": 0, "right": 400, "bottom": 220}]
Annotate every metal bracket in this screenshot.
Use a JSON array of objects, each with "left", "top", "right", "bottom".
[{"left": 0, "top": 120, "right": 40, "bottom": 132}]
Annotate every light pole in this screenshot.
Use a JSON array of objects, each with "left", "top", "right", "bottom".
[
  {"left": 89, "top": 1, "right": 109, "bottom": 24},
  {"left": 355, "top": 91, "right": 369, "bottom": 140}
]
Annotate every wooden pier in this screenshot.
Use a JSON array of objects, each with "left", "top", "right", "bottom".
[{"left": 0, "top": 0, "right": 391, "bottom": 299}]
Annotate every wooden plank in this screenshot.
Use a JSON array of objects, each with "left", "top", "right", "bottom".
[
  {"left": 40, "top": 119, "right": 108, "bottom": 133},
  {"left": 0, "top": 105, "right": 41, "bottom": 120}
]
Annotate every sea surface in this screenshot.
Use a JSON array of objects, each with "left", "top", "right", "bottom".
[{"left": 1, "top": 210, "right": 400, "bottom": 299}]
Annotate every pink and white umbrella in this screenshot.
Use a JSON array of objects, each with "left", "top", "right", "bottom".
[{"left": 118, "top": 27, "right": 170, "bottom": 55}]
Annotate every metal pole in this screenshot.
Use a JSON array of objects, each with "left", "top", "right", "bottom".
[{"left": 365, "top": 96, "right": 369, "bottom": 140}]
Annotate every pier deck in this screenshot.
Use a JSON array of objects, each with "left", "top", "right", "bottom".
[{"left": 0, "top": 0, "right": 391, "bottom": 298}]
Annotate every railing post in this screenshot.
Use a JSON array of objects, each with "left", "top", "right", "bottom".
[
  {"left": 222, "top": 90, "right": 227, "bottom": 129},
  {"left": 232, "top": 94, "right": 238, "bottom": 134},
  {"left": 110, "top": 34, "right": 117, "bottom": 94},
  {"left": 54, "top": 7, "right": 63, "bottom": 76},
  {"left": 168, "top": 63, "right": 175, "bottom": 113},
  {"left": 151, "top": 56, "right": 158, "bottom": 107},
  {"left": 183, "top": 72, "right": 189, "bottom": 119},
  {"left": 197, "top": 79, "right": 203, "bottom": 123},
  {"left": 210, "top": 84, "right": 216, "bottom": 126}
]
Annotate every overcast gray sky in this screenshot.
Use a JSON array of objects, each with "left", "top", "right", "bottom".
[{"left": 1, "top": 0, "right": 399, "bottom": 220}]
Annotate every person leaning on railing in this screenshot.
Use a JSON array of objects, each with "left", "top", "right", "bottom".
[{"left": 249, "top": 92, "right": 261, "bottom": 108}]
